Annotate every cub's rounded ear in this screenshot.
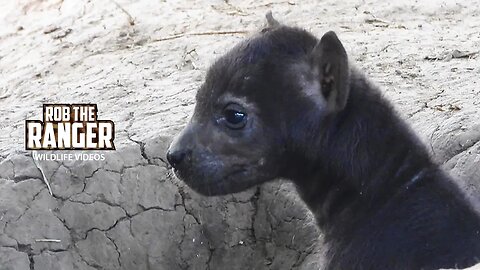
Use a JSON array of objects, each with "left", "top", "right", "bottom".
[
  {"left": 261, "top": 11, "right": 280, "bottom": 32},
  {"left": 310, "top": 31, "right": 350, "bottom": 112},
  {"left": 266, "top": 11, "right": 280, "bottom": 27}
]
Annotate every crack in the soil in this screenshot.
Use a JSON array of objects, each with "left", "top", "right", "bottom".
[
  {"left": 250, "top": 186, "right": 261, "bottom": 241},
  {"left": 126, "top": 132, "right": 152, "bottom": 164},
  {"left": 75, "top": 245, "right": 102, "bottom": 270},
  {"left": 178, "top": 213, "right": 189, "bottom": 270},
  {"left": 443, "top": 138, "right": 480, "bottom": 165},
  {"left": 105, "top": 233, "right": 122, "bottom": 268},
  {"left": 28, "top": 253, "right": 34, "bottom": 270},
  {"left": 5, "top": 187, "right": 46, "bottom": 230},
  {"left": 126, "top": 131, "right": 170, "bottom": 168},
  {"left": 205, "top": 246, "right": 215, "bottom": 270},
  {"left": 176, "top": 186, "right": 201, "bottom": 225},
  {"left": 17, "top": 244, "right": 34, "bottom": 270}
]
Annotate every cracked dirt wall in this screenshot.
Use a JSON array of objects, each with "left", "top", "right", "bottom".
[
  {"left": 0, "top": 0, "right": 479, "bottom": 269},
  {"left": 0, "top": 140, "right": 323, "bottom": 270}
]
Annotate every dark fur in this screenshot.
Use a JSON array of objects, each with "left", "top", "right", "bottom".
[{"left": 167, "top": 16, "right": 480, "bottom": 270}]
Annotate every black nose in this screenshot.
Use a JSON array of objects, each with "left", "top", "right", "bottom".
[{"left": 166, "top": 150, "right": 186, "bottom": 168}]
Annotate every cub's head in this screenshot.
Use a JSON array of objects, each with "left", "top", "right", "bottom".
[{"left": 167, "top": 13, "right": 350, "bottom": 196}]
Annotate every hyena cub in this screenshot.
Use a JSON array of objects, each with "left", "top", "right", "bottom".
[{"left": 167, "top": 13, "right": 480, "bottom": 270}]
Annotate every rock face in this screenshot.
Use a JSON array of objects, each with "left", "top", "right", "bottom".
[{"left": 0, "top": 0, "right": 479, "bottom": 269}]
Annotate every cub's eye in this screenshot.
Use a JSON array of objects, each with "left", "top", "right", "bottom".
[{"left": 223, "top": 104, "right": 247, "bottom": 130}]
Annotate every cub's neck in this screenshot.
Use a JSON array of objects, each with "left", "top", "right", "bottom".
[{"left": 290, "top": 71, "right": 434, "bottom": 238}]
